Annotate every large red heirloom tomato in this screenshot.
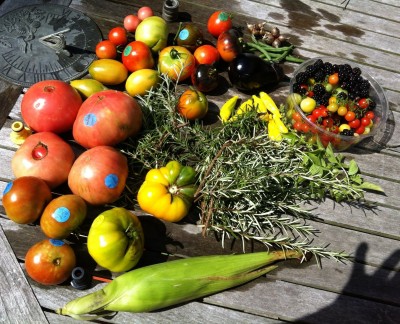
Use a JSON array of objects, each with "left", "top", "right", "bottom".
[
  {"left": 21, "top": 80, "right": 82, "bottom": 134},
  {"left": 68, "top": 146, "right": 128, "bottom": 205},
  {"left": 25, "top": 239, "right": 76, "bottom": 286},
  {"left": 11, "top": 132, "right": 75, "bottom": 189},
  {"left": 73, "top": 90, "right": 143, "bottom": 148}
]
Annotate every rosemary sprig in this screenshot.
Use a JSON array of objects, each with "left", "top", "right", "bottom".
[{"left": 121, "top": 74, "right": 380, "bottom": 264}]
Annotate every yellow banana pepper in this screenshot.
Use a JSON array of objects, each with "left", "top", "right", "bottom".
[
  {"left": 219, "top": 96, "right": 239, "bottom": 122},
  {"left": 259, "top": 91, "right": 281, "bottom": 118}
]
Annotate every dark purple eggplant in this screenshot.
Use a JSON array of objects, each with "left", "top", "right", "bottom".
[
  {"left": 228, "top": 53, "right": 285, "bottom": 92},
  {"left": 191, "top": 64, "right": 219, "bottom": 92}
]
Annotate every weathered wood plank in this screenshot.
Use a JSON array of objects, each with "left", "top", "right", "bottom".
[
  {"left": 0, "top": 225, "right": 48, "bottom": 324},
  {"left": 204, "top": 279, "right": 400, "bottom": 323}
]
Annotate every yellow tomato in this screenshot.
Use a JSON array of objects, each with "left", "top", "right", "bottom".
[
  {"left": 125, "top": 69, "right": 160, "bottom": 97},
  {"left": 300, "top": 97, "right": 316, "bottom": 113},
  {"left": 89, "top": 59, "right": 128, "bottom": 85},
  {"left": 137, "top": 161, "right": 197, "bottom": 222}
]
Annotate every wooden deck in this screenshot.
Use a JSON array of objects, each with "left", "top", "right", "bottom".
[{"left": 1, "top": 0, "right": 400, "bottom": 323}]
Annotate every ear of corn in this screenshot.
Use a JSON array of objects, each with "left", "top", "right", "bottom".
[{"left": 56, "top": 250, "right": 303, "bottom": 319}]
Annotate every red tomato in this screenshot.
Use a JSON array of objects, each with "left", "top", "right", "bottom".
[
  {"left": 177, "top": 88, "right": 208, "bottom": 120},
  {"left": 2, "top": 176, "right": 52, "bottom": 224},
  {"left": 40, "top": 195, "right": 87, "bottom": 239},
  {"left": 108, "top": 26, "right": 128, "bottom": 46},
  {"left": 25, "top": 239, "right": 76, "bottom": 286},
  {"left": 122, "top": 40, "right": 154, "bottom": 72},
  {"left": 366, "top": 111, "right": 375, "bottom": 120},
  {"left": 207, "top": 11, "right": 233, "bottom": 38},
  {"left": 137, "top": 6, "right": 153, "bottom": 20},
  {"left": 194, "top": 44, "right": 220, "bottom": 65},
  {"left": 217, "top": 29, "right": 242, "bottom": 62},
  {"left": 349, "top": 118, "right": 361, "bottom": 129},
  {"left": 158, "top": 46, "right": 196, "bottom": 82},
  {"left": 68, "top": 146, "right": 129, "bottom": 205},
  {"left": 21, "top": 80, "right": 82, "bottom": 134},
  {"left": 345, "top": 111, "right": 356, "bottom": 122},
  {"left": 95, "top": 40, "right": 117, "bottom": 59},
  {"left": 124, "top": 14, "right": 141, "bottom": 32},
  {"left": 361, "top": 117, "right": 371, "bottom": 126},
  {"left": 11, "top": 132, "right": 75, "bottom": 189},
  {"left": 72, "top": 90, "right": 142, "bottom": 148},
  {"left": 358, "top": 98, "right": 369, "bottom": 109}
]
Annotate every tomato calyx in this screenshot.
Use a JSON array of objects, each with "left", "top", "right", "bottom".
[
  {"left": 32, "top": 142, "right": 48, "bottom": 160},
  {"left": 53, "top": 257, "right": 62, "bottom": 266},
  {"left": 170, "top": 48, "right": 182, "bottom": 59}
]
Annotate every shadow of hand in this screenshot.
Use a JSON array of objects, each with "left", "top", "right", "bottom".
[{"left": 297, "top": 243, "right": 400, "bottom": 324}]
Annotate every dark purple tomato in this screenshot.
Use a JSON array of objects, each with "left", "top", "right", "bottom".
[{"left": 191, "top": 64, "right": 219, "bottom": 92}]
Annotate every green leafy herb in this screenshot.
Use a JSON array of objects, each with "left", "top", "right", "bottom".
[{"left": 121, "top": 74, "right": 382, "bottom": 264}]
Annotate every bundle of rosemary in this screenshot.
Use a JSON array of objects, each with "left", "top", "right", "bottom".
[{"left": 121, "top": 75, "right": 382, "bottom": 264}]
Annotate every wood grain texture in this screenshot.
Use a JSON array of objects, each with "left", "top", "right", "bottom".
[
  {"left": 0, "top": 225, "right": 48, "bottom": 323},
  {"left": 0, "top": 0, "right": 399, "bottom": 323}
]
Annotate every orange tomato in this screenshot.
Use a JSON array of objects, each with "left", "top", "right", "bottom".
[{"left": 177, "top": 88, "right": 208, "bottom": 120}]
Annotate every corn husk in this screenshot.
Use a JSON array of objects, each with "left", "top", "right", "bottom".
[{"left": 57, "top": 250, "right": 303, "bottom": 320}]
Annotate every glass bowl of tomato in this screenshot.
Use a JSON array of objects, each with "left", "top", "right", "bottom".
[{"left": 285, "top": 56, "right": 388, "bottom": 151}]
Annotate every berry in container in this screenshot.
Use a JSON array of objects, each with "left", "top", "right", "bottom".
[{"left": 285, "top": 56, "right": 388, "bottom": 151}]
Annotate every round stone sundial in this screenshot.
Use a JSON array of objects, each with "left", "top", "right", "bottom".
[{"left": 0, "top": 4, "right": 102, "bottom": 87}]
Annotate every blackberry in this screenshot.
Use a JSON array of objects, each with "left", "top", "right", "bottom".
[
  {"left": 323, "top": 62, "right": 334, "bottom": 75},
  {"left": 338, "top": 64, "right": 352, "bottom": 82},
  {"left": 295, "top": 71, "right": 309, "bottom": 84},
  {"left": 340, "top": 129, "right": 355, "bottom": 136},
  {"left": 312, "top": 59, "right": 324, "bottom": 70},
  {"left": 314, "top": 70, "right": 326, "bottom": 82},
  {"left": 313, "top": 83, "right": 325, "bottom": 95},
  {"left": 352, "top": 67, "right": 362, "bottom": 77},
  {"left": 293, "top": 82, "right": 302, "bottom": 93}
]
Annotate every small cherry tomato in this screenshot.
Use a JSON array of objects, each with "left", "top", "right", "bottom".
[
  {"left": 207, "top": 11, "right": 233, "bottom": 38},
  {"left": 301, "top": 123, "right": 311, "bottom": 133},
  {"left": 300, "top": 97, "right": 316, "bottom": 113},
  {"left": 349, "top": 118, "right": 361, "bottom": 129},
  {"left": 95, "top": 40, "right": 117, "bottom": 59},
  {"left": 365, "top": 111, "right": 375, "bottom": 120},
  {"left": 361, "top": 116, "right": 371, "bottom": 126},
  {"left": 355, "top": 125, "right": 366, "bottom": 134},
  {"left": 322, "top": 117, "right": 334, "bottom": 128},
  {"left": 124, "top": 14, "right": 141, "bottom": 32},
  {"left": 345, "top": 111, "right": 356, "bottom": 122},
  {"left": 337, "top": 106, "right": 348, "bottom": 116},
  {"left": 328, "top": 73, "right": 339, "bottom": 85},
  {"left": 194, "top": 44, "right": 220, "bottom": 65},
  {"left": 358, "top": 98, "right": 369, "bottom": 109},
  {"left": 327, "top": 102, "right": 338, "bottom": 113},
  {"left": 339, "top": 123, "right": 351, "bottom": 132},
  {"left": 108, "top": 26, "right": 128, "bottom": 46},
  {"left": 328, "top": 96, "right": 337, "bottom": 104},
  {"left": 137, "top": 6, "right": 153, "bottom": 20},
  {"left": 217, "top": 29, "right": 242, "bottom": 62},
  {"left": 177, "top": 88, "right": 208, "bottom": 120},
  {"left": 293, "top": 121, "right": 303, "bottom": 131},
  {"left": 307, "top": 115, "right": 317, "bottom": 123},
  {"left": 292, "top": 111, "right": 303, "bottom": 122}
]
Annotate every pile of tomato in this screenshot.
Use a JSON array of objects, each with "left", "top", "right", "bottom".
[{"left": 2, "top": 6, "right": 243, "bottom": 287}]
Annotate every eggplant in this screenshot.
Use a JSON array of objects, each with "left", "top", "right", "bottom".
[{"left": 228, "top": 53, "right": 285, "bottom": 92}]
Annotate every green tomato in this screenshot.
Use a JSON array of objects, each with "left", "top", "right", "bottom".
[
  {"left": 87, "top": 207, "right": 144, "bottom": 272},
  {"left": 300, "top": 97, "right": 316, "bottom": 113},
  {"left": 135, "top": 16, "right": 169, "bottom": 53}
]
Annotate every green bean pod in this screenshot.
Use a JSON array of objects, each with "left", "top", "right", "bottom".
[{"left": 56, "top": 250, "right": 303, "bottom": 320}]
